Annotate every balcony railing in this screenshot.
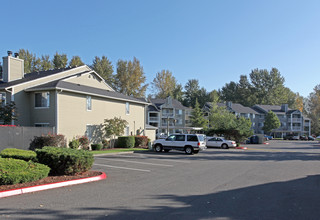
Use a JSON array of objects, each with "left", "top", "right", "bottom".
[
  {"left": 162, "top": 113, "right": 174, "bottom": 117},
  {"left": 161, "top": 123, "right": 175, "bottom": 127},
  {"left": 289, "top": 118, "right": 302, "bottom": 123},
  {"left": 149, "top": 116, "right": 159, "bottom": 121}
]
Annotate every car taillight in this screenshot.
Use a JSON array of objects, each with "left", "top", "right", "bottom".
[{"left": 197, "top": 142, "right": 200, "bottom": 146}]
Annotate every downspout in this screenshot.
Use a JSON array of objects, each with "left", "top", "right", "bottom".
[
  {"left": 5, "top": 87, "right": 14, "bottom": 125},
  {"left": 55, "top": 89, "right": 63, "bottom": 134}
]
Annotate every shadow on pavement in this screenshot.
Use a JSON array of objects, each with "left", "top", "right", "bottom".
[{"left": 1, "top": 175, "right": 319, "bottom": 219}]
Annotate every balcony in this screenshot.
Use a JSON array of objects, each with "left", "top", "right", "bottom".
[
  {"left": 149, "top": 116, "right": 159, "bottom": 122},
  {"left": 161, "top": 123, "right": 175, "bottom": 127},
  {"left": 289, "top": 118, "right": 302, "bottom": 123},
  {"left": 162, "top": 113, "right": 174, "bottom": 118}
]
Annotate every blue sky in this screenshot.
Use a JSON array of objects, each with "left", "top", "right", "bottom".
[{"left": 1, "top": 0, "right": 319, "bottom": 97}]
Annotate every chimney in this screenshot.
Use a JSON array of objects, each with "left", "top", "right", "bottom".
[
  {"left": 281, "top": 104, "right": 288, "bottom": 112},
  {"left": 2, "top": 51, "right": 24, "bottom": 82},
  {"left": 226, "top": 101, "right": 232, "bottom": 108}
]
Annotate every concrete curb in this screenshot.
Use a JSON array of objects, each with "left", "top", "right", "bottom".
[{"left": 0, "top": 172, "right": 107, "bottom": 199}]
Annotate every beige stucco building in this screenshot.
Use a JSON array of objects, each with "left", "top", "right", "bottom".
[{"left": 0, "top": 51, "right": 148, "bottom": 143}]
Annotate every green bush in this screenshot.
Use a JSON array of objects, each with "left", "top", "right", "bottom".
[
  {"left": 0, "top": 148, "right": 37, "bottom": 162},
  {"left": 91, "top": 143, "right": 103, "bottom": 151},
  {"left": 102, "top": 139, "right": 109, "bottom": 149},
  {"left": 29, "top": 134, "right": 67, "bottom": 150},
  {"left": 0, "top": 158, "right": 50, "bottom": 185},
  {"left": 134, "top": 136, "right": 148, "bottom": 147},
  {"left": 117, "top": 136, "right": 135, "bottom": 148},
  {"left": 36, "top": 146, "right": 94, "bottom": 175},
  {"left": 69, "top": 138, "right": 80, "bottom": 149}
]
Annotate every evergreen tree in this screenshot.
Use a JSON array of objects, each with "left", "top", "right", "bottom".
[
  {"left": 40, "top": 55, "right": 53, "bottom": 71},
  {"left": 69, "top": 56, "right": 84, "bottom": 67},
  {"left": 263, "top": 111, "right": 281, "bottom": 133},
  {"left": 92, "top": 56, "right": 114, "bottom": 86},
  {"left": 190, "top": 99, "right": 208, "bottom": 129},
  {"left": 52, "top": 52, "right": 68, "bottom": 69}
]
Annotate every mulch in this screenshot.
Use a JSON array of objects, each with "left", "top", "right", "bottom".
[{"left": 0, "top": 170, "right": 102, "bottom": 192}]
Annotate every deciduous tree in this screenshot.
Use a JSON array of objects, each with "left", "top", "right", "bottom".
[
  {"left": 103, "top": 117, "right": 128, "bottom": 148},
  {"left": 114, "top": 57, "right": 148, "bottom": 98},
  {"left": 263, "top": 111, "right": 280, "bottom": 133},
  {"left": 0, "top": 102, "right": 18, "bottom": 125},
  {"left": 152, "top": 70, "right": 177, "bottom": 98}
]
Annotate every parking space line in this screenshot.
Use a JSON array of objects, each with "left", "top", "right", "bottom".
[
  {"left": 103, "top": 154, "right": 192, "bottom": 163},
  {"left": 95, "top": 158, "right": 174, "bottom": 167},
  {"left": 94, "top": 163, "right": 151, "bottom": 172}
]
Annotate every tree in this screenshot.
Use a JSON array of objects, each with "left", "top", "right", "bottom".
[
  {"left": 92, "top": 56, "right": 114, "bottom": 86},
  {"left": 18, "top": 49, "right": 41, "bottom": 73},
  {"left": 152, "top": 70, "right": 177, "bottom": 98},
  {"left": 208, "top": 90, "right": 220, "bottom": 103},
  {"left": 103, "top": 117, "right": 128, "bottom": 148},
  {"left": 52, "top": 52, "right": 68, "bottom": 69},
  {"left": 263, "top": 111, "right": 280, "bottom": 133},
  {"left": 184, "top": 79, "right": 200, "bottom": 108},
  {"left": 40, "top": 55, "right": 53, "bottom": 71},
  {"left": 0, "top": 102, "right": 18, "bottom": 125},
  {"left": 306, "top": 84, "right": 320, "bottom": 135},
  {"left": 172, "top": 84, "right": 184, "bottom": 103},
  {"left": 69, "top": 56, "right": 84, "bottom": 67},
  {"left": 190, "top": 99, "right": 208, "bottom": 129},
  {"left": 293, "top": 93, "right": 304, "bottom": 112},
  {"left": 114, "top": 57, "right": 148, "bottom": 97}
]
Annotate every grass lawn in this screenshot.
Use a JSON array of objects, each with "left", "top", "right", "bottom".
[{"left": 92, "top": 148, "right": 149, "bottom": 155}]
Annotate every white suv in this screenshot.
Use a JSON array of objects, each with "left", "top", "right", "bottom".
[{"left": 153, "top": 134, "right": 206, "bottom": 154}]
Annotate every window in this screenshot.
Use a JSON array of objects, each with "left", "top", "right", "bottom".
[
  {"left": 0, "top": 93, "right": 6, "bottom": 106},
  {"left": 86, "top": 125, "right": 94, "bottom": 140},
  {"left": 35, "top": 123, "right": 50, "bottom": 127},
  {"left": 86, "top": 96, "right": 92, "bottom": 111},
  {"left": 125, "top": 126, "right": 130, "bottom": 136},
  {"left": 176, "top": 135, "right": 185, "bottom": 141},
  {"left": 126, "top": 102, "right": 130, "bottom": 115},
  {"left": 35, "top": 92, "right": 50, "bottom": 108},
  {"left": 187, "top": 135, "right": 198, "bottom": 142}
]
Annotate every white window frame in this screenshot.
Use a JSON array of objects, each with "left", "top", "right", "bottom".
[
  {"left": 125, "top": 126, "right": 130, "bottom": 136},
  {"left": 35, "top": 92, "right": 50, "bottom": 108},
  {"left": 86, "top": 96, "right": 92, "bottom": 111},
  {"left": 126, "top": 102, "right": 130, "bottom": 115}
]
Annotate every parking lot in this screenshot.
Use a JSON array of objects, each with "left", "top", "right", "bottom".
[{"left": 1, "top": 140, "right": 320, "bottom": 219}]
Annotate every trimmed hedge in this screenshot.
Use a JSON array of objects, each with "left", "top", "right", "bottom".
[
  {"left": 29, "top": 134, "right": 67, "bottom": 150},
  {"left": 91, "top": 143, "right": 103, "bottom": 151},
  {"left": 134, "top": 136, "right": 148, "bottom": 147},
  {"left": 0, "top": 158, "right": 50, "bottom": 185},
  {"left": 36, "top": 147, "right": 94, "bottom": 175},
  {"left": 117, "top": 136, "right": 135, "bottom": 148},
  {"left": 0, "top": 148, "right": 37, "bottom": 162}
]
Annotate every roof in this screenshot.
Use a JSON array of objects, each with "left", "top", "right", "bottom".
[
  {"left": 149, "top": 98, "right": 190, "bottom": 110},
  {"left": 253, "top": 105, "right": 294, "bottom": 115},
  {"left": 205, "top": 102, "right": 259, "bottom": 114},
  {"left": 25, "top": 80, "right": 148, "bottom": 105},
  {"left": 0, "top": 66, "right": 82, "bottom": 89}
]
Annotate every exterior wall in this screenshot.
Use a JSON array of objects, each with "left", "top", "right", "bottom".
[
  {"left": 29, "top": 90, "right": 56, "bottom": 127},
  {"left": 57, "top": 91, "right": 146, "bottom": 142},
  {"left": 2, "top": 56, "right": 24, "bottom": 82},
  {"left": 63, "top": 72, "right": 113, "bottom": 91},
  {"left": 145, "top": 129, "right": 156, "bottom": 142},
  {"left": 11, "top": 66, "right": 90, "bottom": 126}
]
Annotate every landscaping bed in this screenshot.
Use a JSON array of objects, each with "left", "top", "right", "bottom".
[{"left": 0, "top": 170, "right": 102, "bottom": 192}]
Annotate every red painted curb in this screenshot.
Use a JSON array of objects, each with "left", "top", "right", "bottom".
[
  {"left": 0, "top": 171, "right": 107, "bottom": 199},
  {"left": 236, "top": 147, "right": 247, "bottom": 150}
]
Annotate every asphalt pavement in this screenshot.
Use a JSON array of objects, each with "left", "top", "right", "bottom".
[{"left": 1, "top": 140, "right": 320, "bottom": 220}]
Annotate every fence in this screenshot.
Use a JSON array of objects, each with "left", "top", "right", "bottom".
[{"left": 0, "top": 126, "right": 55, "bottom": 151}]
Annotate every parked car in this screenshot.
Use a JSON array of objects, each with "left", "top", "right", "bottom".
[
  {"left": 308, "top": 136, "right": 315, "bottom": 141},
  {"left": 206, "top": 137, "right": 236, "bottom": 149},
  {"left": 153, "top": 134, "right": 206, "bottom": 154},
  {"left": 283, "top": 134, "right": 299, "bottom": 140},
  {"left": 264, "top": 135, "right": 273, "bottom": 140},
  {"left": 300, "top": 135, "right": 308, "bottom": 140}
]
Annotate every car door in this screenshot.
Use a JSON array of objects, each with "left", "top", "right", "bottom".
[
  {"left": 207, "top": 137, "right": 218, "bottom": 147},
  {"left": 163, "top": 135, "right": 176, "bottom": 148},
  {"left": 174, "top": 134, "right": 186, "bottom": 150}
]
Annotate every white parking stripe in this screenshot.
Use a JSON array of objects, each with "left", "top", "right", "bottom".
[
  {"left": 95, "top": 158, "right": 174, "bottom": 167},
  {"left": 94, "top": 163, "right": 151, "bottom": 172},
  {"left": 114, "top": 154, "right": 191, "bottom": 163}
]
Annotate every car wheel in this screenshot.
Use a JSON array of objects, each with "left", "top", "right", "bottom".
[
  {"left": 164, "top": 149, "right": 170, "bottom": 153},
  {"left": 154, "top": 144, "right": 163, "bottom": 152},
  {"left": 221, "top": 144, "right": 228, "bottom": 149},
  {"left": 185, "top": 146, "right": 193, "bottom": 154}
]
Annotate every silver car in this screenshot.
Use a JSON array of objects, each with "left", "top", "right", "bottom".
[{"left": 206, "top": 137, "right": 237, "bottom": 149}]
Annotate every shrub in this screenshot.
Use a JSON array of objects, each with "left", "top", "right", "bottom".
[
  {"left": 134, "top": 136, "right": 148, "bottom": 147},
  {"left": 117, "top": 136, "right": 135, "bottom": 148},
  {"left": 29, "top": 133, "right": 67, "bottom": 150},
  {"left": 0, "top": 158, "right": 50, "bottom": 185},
  {"left": 102, "top": 139, "right": 109, "bottom": 149},
  {"left": 36, "top": 146, "right": 94, "bottom": 175},
  {"left": 0, "top": 148, "right": 37, "bottom": 162},
  {"left": 91, "top": 143, "right": 103, "bottom": 151},
  {"left": 79, "top": 136, "right": 90, "bottom": 150},
  {"left": 69, "top": 138, "right": 80, "bottom": 149}
]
